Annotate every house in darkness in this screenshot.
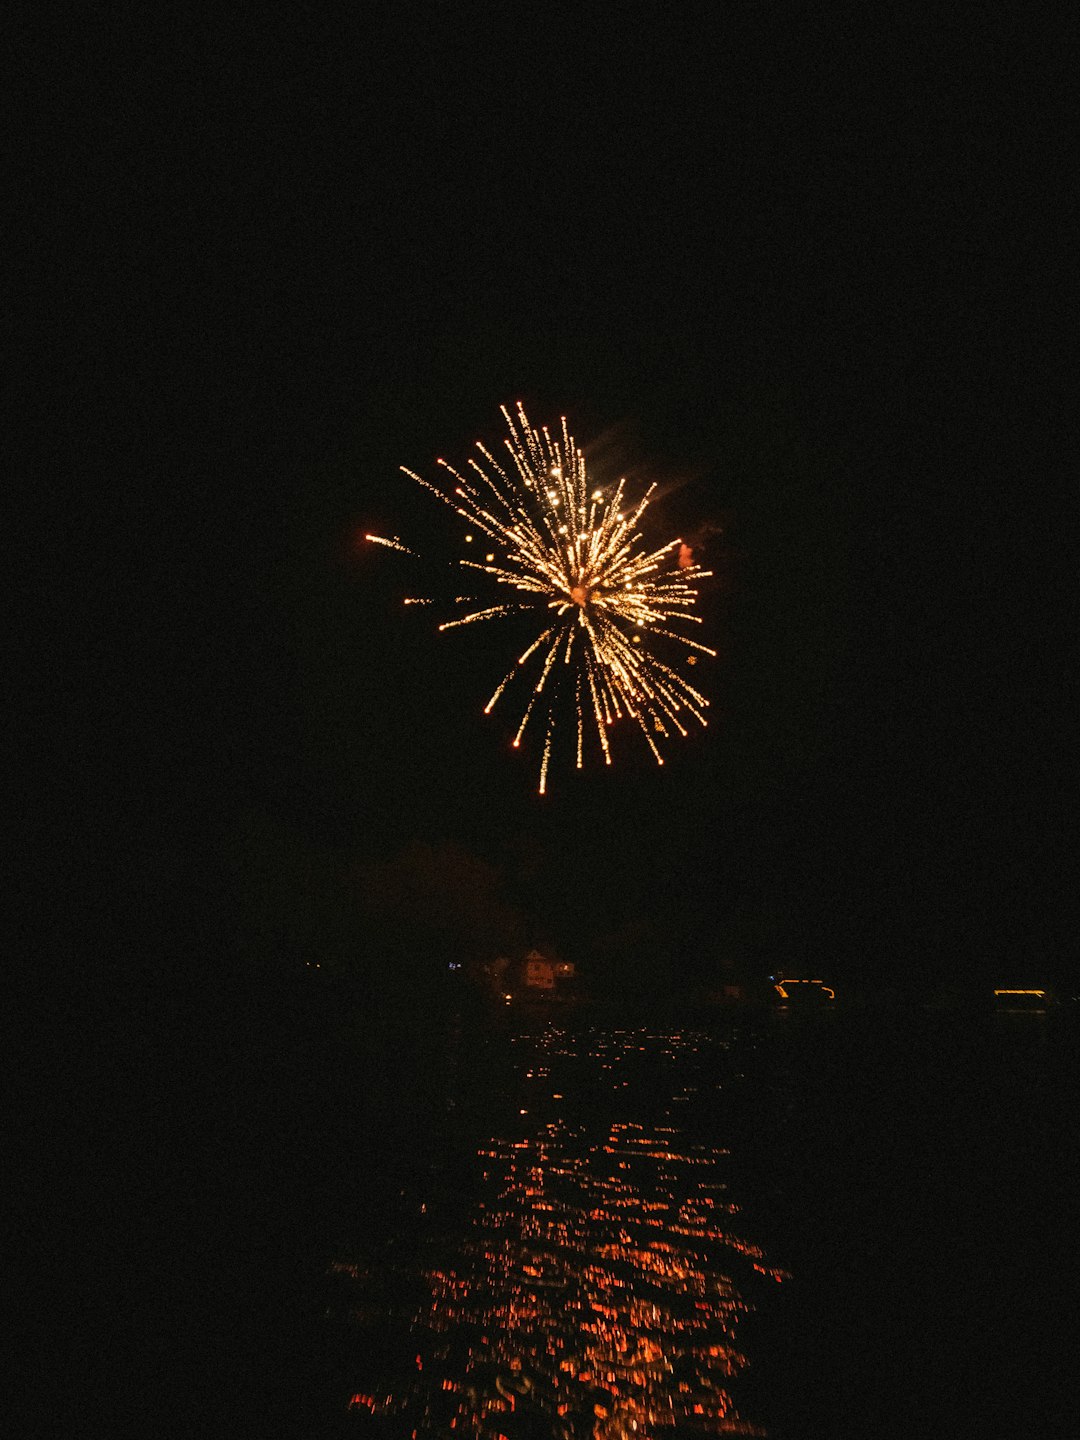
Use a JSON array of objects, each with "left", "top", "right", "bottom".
[
  {"left": 517, "top": 948, "right": 576, "bottom": 995},
  {"left": 523, "top": 949, "right": 556, "bottom": 990}
]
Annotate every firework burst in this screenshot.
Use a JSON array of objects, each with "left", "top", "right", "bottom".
[{"left": 376, "top": 404, "right": 715, "bottom": 793}]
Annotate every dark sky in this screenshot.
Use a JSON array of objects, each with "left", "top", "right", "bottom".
[{"left": 24, "top": 9, "right": 1071, "bottom": 988}]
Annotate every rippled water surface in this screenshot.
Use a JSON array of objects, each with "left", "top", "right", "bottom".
[
  {"left": 220, "top": 1000, "right": 1076, "bottom": 1440},
  {"left": 325, "top": 1021, "right": 782, "bottom": 1437}
]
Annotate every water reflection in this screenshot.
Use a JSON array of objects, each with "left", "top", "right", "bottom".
[{"left": 331, "top": 1024, "right": 782, "bottom": 1437}]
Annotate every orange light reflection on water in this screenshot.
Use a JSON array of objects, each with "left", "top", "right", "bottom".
[{"left": 333, "top": 1027, "right": 782, "bottom": 1437}]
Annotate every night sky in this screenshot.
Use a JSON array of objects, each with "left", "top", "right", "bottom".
[{"left": 25, "top": 9, "right": 1071, "bottom": 994}]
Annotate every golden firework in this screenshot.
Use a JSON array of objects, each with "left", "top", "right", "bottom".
[{"left": 391, "top": 404, "right": 715, "bottom": 792}]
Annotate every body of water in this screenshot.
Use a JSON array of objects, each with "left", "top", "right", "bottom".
[{"left": 154, "top": 993, "right": 1077, "bottom": 1438}]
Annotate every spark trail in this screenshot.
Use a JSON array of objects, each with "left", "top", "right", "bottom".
[{"left": 379, "top": 404, "right": 715, "bottom": 792}]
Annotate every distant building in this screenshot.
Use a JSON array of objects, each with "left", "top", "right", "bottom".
[
  {"left": 523, "top": 949, "right": 556, "bottom": 990},
  {"left": 508, "top": 948, "right": 577, "bottom": 996}
]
